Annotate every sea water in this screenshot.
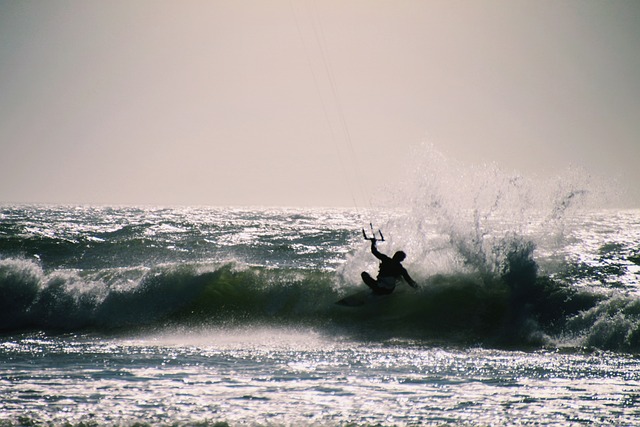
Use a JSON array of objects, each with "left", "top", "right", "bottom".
[{"left": 2, "top": 167, "right": 640, "bottom": 426}]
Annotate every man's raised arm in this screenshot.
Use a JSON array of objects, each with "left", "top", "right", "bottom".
[{"left": 370, "top": 239, "right": 384, "bottom": 260}]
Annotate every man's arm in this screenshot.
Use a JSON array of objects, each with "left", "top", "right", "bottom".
[
  {"left": 370, "top": 239, "right": 385, "bottom": 261},
  {"left": 402, "top": 269, "right": 419, "bottom": 289}
]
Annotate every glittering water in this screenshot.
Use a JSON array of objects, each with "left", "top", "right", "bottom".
[
  {"left": 1, "top": 203, "right": 640, "bottom": 426},
  {"left": 3, "top": 329, "right": 640, "bottom": 426}
]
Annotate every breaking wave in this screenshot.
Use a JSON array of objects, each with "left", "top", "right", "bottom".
[{"left": 3, "top": 247, "right": 637, "bottom": 353}]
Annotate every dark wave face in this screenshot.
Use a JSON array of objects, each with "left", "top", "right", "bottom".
[{"left": 1, "top": 203, "right": 640, "bottom": 353}]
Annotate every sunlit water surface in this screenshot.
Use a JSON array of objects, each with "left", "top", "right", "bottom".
[
  {"left": 2, "top": 203, "right": 640, "bottom": 426},
  {"left": 2, "top": 329, "right": 639, "bottom": 426}
]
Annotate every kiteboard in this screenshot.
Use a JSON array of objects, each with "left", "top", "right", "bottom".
[{"left": 335, "top": 290, "right": 392, "bottom": 307}]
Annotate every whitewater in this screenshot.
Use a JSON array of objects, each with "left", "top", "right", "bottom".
[{"left": 2, "top": 158, "right": 640, "bottom": 425}]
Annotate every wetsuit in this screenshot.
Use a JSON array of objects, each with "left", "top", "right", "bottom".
[{"left": 361, "top": 241, "right": 417, "bottom": 295}]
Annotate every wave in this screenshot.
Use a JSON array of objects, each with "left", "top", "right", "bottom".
[
  {"left": 0, "top": 258, "right": 339, "bottom": 332},
  {"left": 3, "top": 244, "right": 638, "bottom": 353}
]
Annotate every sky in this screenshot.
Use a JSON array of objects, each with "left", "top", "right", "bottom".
[{"left": 1, "top": 0, "right": 639, "bottom": 207}]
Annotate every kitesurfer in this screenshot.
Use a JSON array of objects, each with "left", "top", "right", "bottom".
[{"left": 361, "top": 237, "right": 418, "bottom": 295}]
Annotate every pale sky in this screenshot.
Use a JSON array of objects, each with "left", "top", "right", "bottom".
[{"left": 1, "top": 0, "right": 639, "bottom": 207}]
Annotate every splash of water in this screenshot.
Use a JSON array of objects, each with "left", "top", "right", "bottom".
[
  {"left": 363, "top": 143, "right": 604, "bottom": 278},
  {"left": 336, "top": 143, "right": 616, "bottom": 347}
]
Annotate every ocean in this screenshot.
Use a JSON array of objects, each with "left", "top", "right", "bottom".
[{"left": 1, "top": 199, "right": 640, "bottom": 426}]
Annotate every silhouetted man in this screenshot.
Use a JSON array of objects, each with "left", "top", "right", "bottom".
[{"left": 361, "top": 238, "right": 418, "bottom": 295}]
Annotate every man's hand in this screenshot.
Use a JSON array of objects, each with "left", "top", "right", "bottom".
[{"left": 363, "top": 229, "right": 377, "bottom": 243}]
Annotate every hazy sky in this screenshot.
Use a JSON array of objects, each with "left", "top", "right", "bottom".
[{"left": 1, "top": 0, "right": 639, "bottom": 207}]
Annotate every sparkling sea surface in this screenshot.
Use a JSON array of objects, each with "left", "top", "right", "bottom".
[{"left": 1, "top": 205, "right": 640, "bottom": 426}]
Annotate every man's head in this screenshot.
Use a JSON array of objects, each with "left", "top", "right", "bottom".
[{"left": 392, "top": 251, "right": 406, "bottom": 262}]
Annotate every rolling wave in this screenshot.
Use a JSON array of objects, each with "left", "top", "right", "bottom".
[{"left": 2, "top": 246, "right": 636, "bottom": 353}]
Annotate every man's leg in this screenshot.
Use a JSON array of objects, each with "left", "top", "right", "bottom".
[
  {"left": 361, "top": 272, "right": 379, "bottom": 291},
  {"left": 361, "top": 272, "right": 395, "bottom": 295}
]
